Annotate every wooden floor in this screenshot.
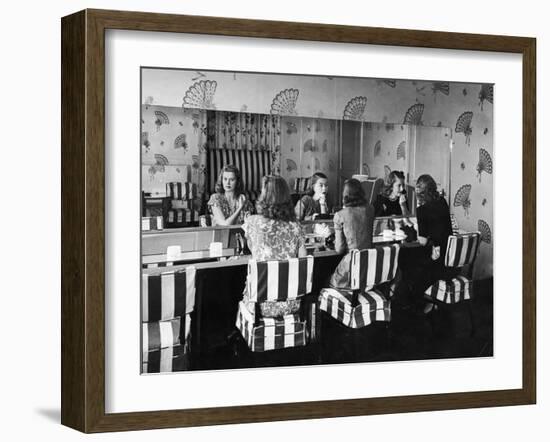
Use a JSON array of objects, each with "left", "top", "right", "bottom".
[{"left": 188, "top": 279, "right": 493, "bottom": 371}]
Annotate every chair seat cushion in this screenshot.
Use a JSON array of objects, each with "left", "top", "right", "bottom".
[
  {"left": 424, "top": 275, "right": 472, "bottom": 304},
  {"left": 236, "top": 301, "right": 307, "bottom": 352},
  {"left": 142, "top": 343, "right": 190, "bottom": 373},
  {"left": 142, "top": 315, "right": 191, "bottom": 352},
  {"left": 319, "top": 288, "right": 391, "bottom": 329}
]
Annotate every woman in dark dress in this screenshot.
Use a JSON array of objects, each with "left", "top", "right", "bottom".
[
  {"left": 373, "top": 170, "right": 409, "bottom": 217},
  {"left": 395, "top": 174, "right": 455, "bottom": 312},
  {"left": 294, "top": 172, "right": 332, "bottom": 221}
]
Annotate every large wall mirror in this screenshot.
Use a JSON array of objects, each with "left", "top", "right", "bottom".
[{"left": 141, "top": 106, "right": 452, "bottom": 246}]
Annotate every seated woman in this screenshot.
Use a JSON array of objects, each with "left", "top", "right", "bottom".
[
  {"left": 242, "top": 175, "right": 307, "bottom": 316},
  {"left": 395, "top": 174, "right": 455, "bottom": 312},
  {"left": 329, "top": 178, "right": 375, "bottom": 289},
  {"left": 373, "top": 170, "right": 409, "bottom": 217},
  {"left": 207, "top": 164, "right": 253, "bottom": 226},
  {"left": 294, "top": 172, "right": 332, "bottom": 221}
]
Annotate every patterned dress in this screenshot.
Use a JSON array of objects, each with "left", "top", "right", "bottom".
[
  {"left": 242, "top": 215, "right": 306, "bottom": 317},
  {"left": 207, "top": 193, "right": 253, "bottom": 225}
]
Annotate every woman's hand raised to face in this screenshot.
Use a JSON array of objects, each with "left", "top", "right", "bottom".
[{"left": 399, "top": 192, "right": 407, "bottom": 205}]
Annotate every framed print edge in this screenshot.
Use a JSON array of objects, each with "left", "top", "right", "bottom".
[{"left": 61, "top": 8, "right": 536, "bottom": 433}]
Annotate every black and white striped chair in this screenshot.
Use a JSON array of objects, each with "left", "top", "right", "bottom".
[
  {"left": 423, "top": 232, "right": 481, "bottom": 335},
  {"left": 424, "top": 233, "right": 480, "bottom": 304},
  {"left": 235, "top": 256, "right": 314, "bottom": 352},
  {"left": 141, "top": 266, "right": 196, "bottom": 373},
  {"left": 318, "top": 244, "right": 400, "bottom": 329},
  {"left": 293, "top": 177, "right": 311, "bottom": 194},
  {"left": 166, "top": 182, "right": 197, "bottom": 227},
  {"left": 142, "top": 216, "right": 163, "bottom": 231}
]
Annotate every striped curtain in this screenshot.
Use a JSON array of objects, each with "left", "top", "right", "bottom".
[
  {"left": 207, "top": 112, "right": 281, "bottom": 192},
  {"left": 208, "top": 148, "right": 272, "bottom": 194}
]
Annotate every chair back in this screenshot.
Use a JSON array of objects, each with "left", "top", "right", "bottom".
[
  {"left": 141, "top": 267, "right": 196, "bottom": 322},
  {"left": 246, "top": 256, "right": 314, "bottom": 303},
  {"left": 166, "top": 181, "right": 195, "bottom": 200},
  {"left": 294, "top": 177, "right": 311, "bottom": 194},
  {"left": 350, "top": 244, "right": 400, "bottom": 291},
  {"left": 444, "top": 232, "right": 481, "bottom": 268}
]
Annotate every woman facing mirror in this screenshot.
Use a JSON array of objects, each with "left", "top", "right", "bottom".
[
  {"left": 329, "top": 178, "right": 375, "bottom": 288},
  {"left": 373, "top": 170, "right": 409, "bottom": 217},
  {"left": 207, "top": 164, "right": 253, "bottom": 226},
  {"left": 394, "top": 174, "right": 455, "bottom": 313},
  {"left": 295, "top": 172, "right": 332, "bottom": 221}
]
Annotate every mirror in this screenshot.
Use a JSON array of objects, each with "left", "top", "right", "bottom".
[{"left": 141, "top": 106, "right": 453, "bottom": 252}]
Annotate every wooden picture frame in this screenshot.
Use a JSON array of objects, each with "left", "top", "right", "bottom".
[{"left": 61, "top": 9, "right": 536, "bottom": 433}]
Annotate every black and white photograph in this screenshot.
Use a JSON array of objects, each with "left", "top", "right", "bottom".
[{"left": 140, "top": 68, "right": 494, "bottom": 373}]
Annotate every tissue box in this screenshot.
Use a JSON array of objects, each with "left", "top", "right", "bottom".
[{"left": 236, "top": 301, "right": 307, "bottom": 352}]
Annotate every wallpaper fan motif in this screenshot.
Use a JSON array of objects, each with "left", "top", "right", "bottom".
[
  {"left": 376, "top": 79, "right": 396, "bottom": 88},
  {"left": 431, "top": 82, "right": 450, "bottom": 100},
  {"left": 453, "top": 184, "right": 472, "bottom": 217},
  {"left": 397, "top": 141, "right": 406, "bottom": 160},
  {"left": 403, "top": 103, "right": 424, "bottom": 125},
  {"left": 174, "top": 133, "right": 188, "bottom": 151},
  {"left": 286, "top": 159, "right": 297, "bottom": 173},
  {"left": 285, "top": 121, "right": 298, "bottom": 134},
  {"left": 476, "top": 148, "right": 493, "bottom": 182},
  {"left": 478, "top": 219, "right": 492, "bottom": 244},
  {"left": 455, "top": 111, "right": 474, "bottom": 146},
  {"left": 478, "top": 84, "right": 494, "bottom": 111},
  {"left": 270, "top": 88, "right": 299, "bottom": 115},
  {"left": 183, "top": 80, "right": 217, "bottom": 109},
  {"left": 343, "top": 96, "right": 367, "bottom": 121},
  {"left": 374, "top": 140, "right": 382, "bottom": 157},
  {"left": 141, "top": 132, "right": 150, "bottom": 152},
  {"left": 148, "top": 154, "right": 169, "bottom": 179},
  {"left": 154, "top": 111, "right": 169, "bottom": 131},
  {"left": 303, "top": 139, "right": 318, "bottom": 152}
]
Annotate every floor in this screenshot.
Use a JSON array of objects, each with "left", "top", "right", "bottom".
[{"left": 190, "top": 279, "right": 493, "bottom": 371}]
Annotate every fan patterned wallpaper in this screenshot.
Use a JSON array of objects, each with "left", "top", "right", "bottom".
[{"left": 141, "top": 69, "right": 493, "bottom": 279}]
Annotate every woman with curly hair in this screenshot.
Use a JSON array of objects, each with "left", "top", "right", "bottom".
[
  {"left": 373, "top": 170, "right": 409, "bottom": 217},
  {"left": 394, "top": 174, "right": 455, "bottom": 313},
  {"left": 241, "top": 175, "right": 307, "bottom": 317},
  {"left": 329, "top": 178, "right": 375, "bottom": 288},
  {"left": 243, "top": 175, "right": 307, "bottom": 261},
  {"left": 207, "top": 164, "right": 253, "bottom": 226}
]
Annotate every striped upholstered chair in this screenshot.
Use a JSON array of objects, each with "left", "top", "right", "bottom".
[
  {"left": 423, "top": 232, "right": 481, "bottom": 335},
  {"left": 235, "top": 256, "right": 314, "bottom": 352},
  {"left": 165, "top": 182, "right": 199, "bottom": 227},
  {"left": 318, "top": 244, "right": 400, "bottom": 329},
  {"left": 141, "top": 266, "right": 196, "bottom": 373},
  {"left": 317, "top": 245, "right": 400, "bottom": 361}
]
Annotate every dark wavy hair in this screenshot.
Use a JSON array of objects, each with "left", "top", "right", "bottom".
[
  {"left": 382, "top": 170, "right": 406, "bottom": 197},
  {"left": 214, "top": 164, "right": 244, "bottom": 196},
  {"left": 255, "top": 175, "right": 296, "bottom": 222},
  {"left": 342, "top": 178, "right": 367, "bottom": 207},
  {"left": 415, "top": 174, "right": 440, "bottom": 205},
  {"left": 306, "top": 172, "right": 328, "bottom": 197}
]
